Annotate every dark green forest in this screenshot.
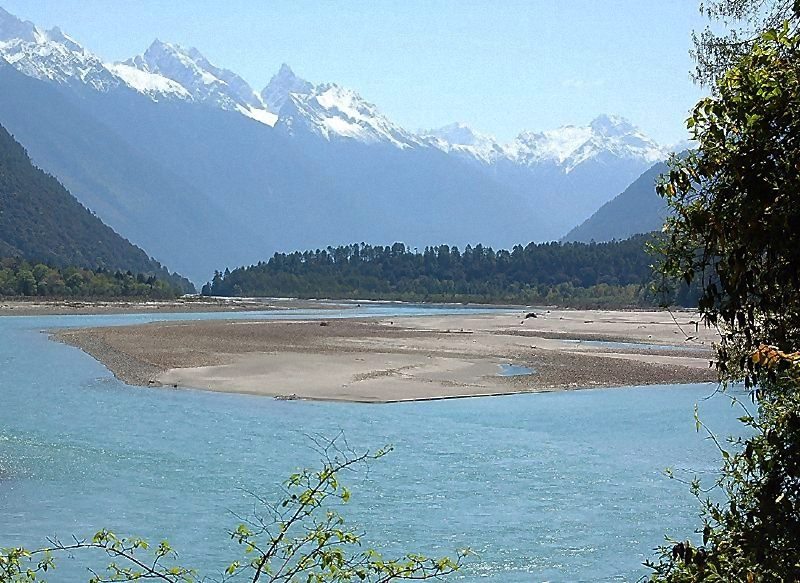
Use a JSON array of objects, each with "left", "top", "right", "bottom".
[
  {"left": 0, "top": 123, "right": 193, "bottom": 293},
  {"left": 0, "top": 257, "right": 183, "bottom": 298},
  {"left": 204, "top": 234, "right": 694, "bottom": 307}
]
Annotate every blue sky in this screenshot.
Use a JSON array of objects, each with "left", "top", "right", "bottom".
[{"left": 1, "top": 1, "right": 708, "bottom": 144}]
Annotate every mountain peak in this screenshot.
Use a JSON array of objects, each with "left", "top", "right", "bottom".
[
  {"left": 0, "top": 8, "right": 118, "bottom": 92},
  {"left": 423, "top": 122, "right": 494, "bottom": 146},
  {"left": 128, "top": 39, "right": 269, "bottom": 118},
  {"left": 148, "top": 38, "right": 168, "bottom": 51},
  {"left": 147, "top": 38, "right": 180, "bottom": 52},
  {"left": 560, "top": 115, "right": 665, "bottom": 172},
  {"left": 141, "top": 39, "right": 195, "bottom": 69},
  {"left": 277, "top": 62, "right": 296, "bottom": 76},
  {"left": 261, "top": 63, "right": 313, "bottom": 113},
  {"left": 503, "top": 115, "right": 666, "bottom": 171},
  {"left": 44, "top": 26, "right": 84, "bottom": 53},
  {"left": 140, "top": 39, "right": 216, "bottom": 73},
  {"left": 420, "top": 122, "right": 503, "bottom": 163},
  {"left": 423, "top": 115, "right": 666, "bottom": 172},
  {"left": 0, "top": 6, "right": 38, "bottom": 43},
  {"left": 277, "top": 81, "right": 421, "bottom": 148},
  {"left": 589, "top": 114, "right": 637, "bottom": 136}
]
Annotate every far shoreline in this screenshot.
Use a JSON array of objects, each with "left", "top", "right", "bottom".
[
  {"left": 0, "top": 296, "right": 357, "bottom": 317},
  {"left": 1, "top": 294, "right": 693, "bottom": 317}
]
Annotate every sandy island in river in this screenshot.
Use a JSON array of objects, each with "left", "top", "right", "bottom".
[{"left": 52, "top": 309, "right": 719, "bottom": 403}]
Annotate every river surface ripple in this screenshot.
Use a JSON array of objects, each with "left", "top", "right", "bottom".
[{"left": 0, "top": 305, "right": 742, "bottom": 582}]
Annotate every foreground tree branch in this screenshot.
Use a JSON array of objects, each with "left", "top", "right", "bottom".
[{"left": 648, "top": 17, "right": 800, "bottom": 581}]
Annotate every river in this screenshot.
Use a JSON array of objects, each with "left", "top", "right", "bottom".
[{"left": 0, "top": 305, "right": 741, "bottom": 582}]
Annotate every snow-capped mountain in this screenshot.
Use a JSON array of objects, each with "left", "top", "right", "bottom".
[
  {"left": 0, "top": 6, "right": 667, "bottom": 168},
  {"left": 105, "top": 61, "right": 192, "bottom": 101},
  {"left": 420, "top": 123, "right": 506, "bottom": 164},
  {"left": 555, "top": 115, "right": 666, "bottom": 172},
  {"left": 0, "top": 6, "right": 278, "bottom": 126},
  {"left": 277, "top": 82, "right": 422, "bottom": 148},
  {"left": 0, "top": 7, "right": 120, "bottom": 92},
  {"left": 123, "top": 40, "right": 277, "bottom": 125},
  {"left": 0, "top": 5, "right": 680, "bottom": 280},
  {"left": 0, "top": 7, "right": 199, "bottom": 102},
  {"left": 508, "top": 125, "right": 594, "bottom": 167},
  {"left": 426, "top": 114, "right": 667, "bottom": 174},
  {"left": 261, "top": 63, "right": 314, "bottom": 114}
]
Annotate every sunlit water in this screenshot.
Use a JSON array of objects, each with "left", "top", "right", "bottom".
[
  {"left": 557, "top": 339, "right": 704, "bottom": 352},
  {"left": 0, "top": 305, "right": 744, "bottom": 582},
  {"left": 497, "top": 363, "right": 536, "bottom": 376}
]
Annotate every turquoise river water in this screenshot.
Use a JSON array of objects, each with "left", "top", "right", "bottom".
[{"left": 0, "top": 304, "right": 743, "bottom": 582}]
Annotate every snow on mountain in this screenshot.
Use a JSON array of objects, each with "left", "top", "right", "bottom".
[
  {"left": 122, "top": 40, "right": 277, "bottom": 125},
  {"left": 427, "top": 114, "right": 667, "bottom": 173},
  {"left": 0, "top": 6, "right": 277, "bottom": 126},
  {"left": 420, "top": 123, "right": 505, "bottom": 164},
  {"left": 0, "top": 6, "right": 668, "bottom": 166},
  {"left": 0, "top": 6, "right": 36, "bottom": 42},
  {"left": 278, "top": 83, "right": 422, "bottom": 148},
  {"left": 265, "top": 66, "right": 422, "bottom": 148},
  {"left": 556, "top": 115, "right": 665, "bottom": 172},
  {"left": 237, "top": 105, "right": 279, "bottom": 126},
  {"left": 0, "top": 8, "right": 192, "bottom": 102},
  {"left": 667, "top": 137, "right": 696, "bottom": 154},
  {"left": 508, "top": 125, "right": 593, "bottom": 166},
  {"left": 261, "top": 63, "right": 314, "bottom": 114},
  {"left": 0, "top": 8, "right": 120, "bottom": 92},
  {"left": 105, "top": 62, "right": 192, "bottom": 101},
  {"left": 0, "top": 5, "right": 279, "bottom": 126}
]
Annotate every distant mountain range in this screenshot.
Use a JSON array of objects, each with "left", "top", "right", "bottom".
[
  {"left": 0, "top": 121, "right": 193, "bottom": 291},
  {"left": 0, "top": 6, "right": 682, "bottom": 281}
]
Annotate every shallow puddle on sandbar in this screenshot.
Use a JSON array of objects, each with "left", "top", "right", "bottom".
[
  {"left": 559, "top": 339, "right": 703, "bottom": 351},
  {"left": 497, "top": 363, "right": 535, "bottom": 376}
]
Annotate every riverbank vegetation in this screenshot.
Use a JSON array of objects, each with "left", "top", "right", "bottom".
[
  {"left": 202, "top": 234, "right": 692, "bottom": 308},
  {"left": 0, "top": 257, "right": 186, "bottom": 299},
  {"left": 647, "top": 7, "right": 800, "bottom": 580},
  {"left": 0, "top": 124, "right": 193, "bottom": 294}
]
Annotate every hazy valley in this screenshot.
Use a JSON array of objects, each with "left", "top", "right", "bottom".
[{"left": 0, "top": 6, "right": 673, "bottom": 282}]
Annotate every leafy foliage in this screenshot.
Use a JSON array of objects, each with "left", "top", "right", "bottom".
[
  {"left": 647, "top": 349, "right": 800, "bottom": 580},
  {"left": 0, "top": 257, "right": 182, "bottom": 298},
  {"left": 648, "top": 21, "right": 800, "bottom": 581},
  {"left": 657, "top": 21, "right": 800, "bottom": 385},
  {"left": 204, "top": 235, "right": 677, "bottom": 308},
  {"left": 0, "top": 436, "right": 466, "bottom": 583},
  {"left": 691, "top": 0, "right": 799, "bottom": 85},
  {"left": 0, "top": 123, "right": 193, "bottom": 293}
]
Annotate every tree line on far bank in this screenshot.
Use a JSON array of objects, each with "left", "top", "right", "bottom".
[
  {"left": 202, "top": 234, "right": 696, "bottom": 308},
  {"left": 0, "top": 257, "right": 184, "bottom": 299}
]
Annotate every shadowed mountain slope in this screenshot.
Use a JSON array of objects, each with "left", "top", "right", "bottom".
[
  {"left": 562, "top": 162, "right": 670, "bottom": 243},
  {"left": 0, "top": 120, "right": 192, "bottom": 290}
]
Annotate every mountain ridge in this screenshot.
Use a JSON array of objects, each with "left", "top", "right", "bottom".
[
  {"left": 0, "top": 6, "right": 670, "bottom": 167},
  {"left": 0, "top": 58, "right": 258, "bottom": 282},
  {"left": 0, "top": 120, "right": 192, "bottom": 291},
  {"left": 0, "top": 5, "right": 681, "bottom": 280}
]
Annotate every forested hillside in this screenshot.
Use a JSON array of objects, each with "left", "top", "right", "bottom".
[
  {"left": 204, "top": 235, "right": 676, "bottom": 307},
  {"left": 563, "top": 161, "right": 670, "bottom": 243},
  {"left": 0, "top": 123, "right": 193, "bottom": 294}
]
